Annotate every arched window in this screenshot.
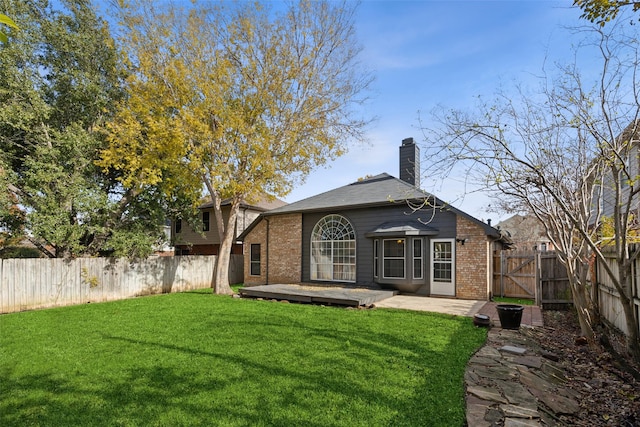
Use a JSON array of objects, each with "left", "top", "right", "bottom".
[{"left": 310, "top": 215, "right": 356, "bottom": 282}]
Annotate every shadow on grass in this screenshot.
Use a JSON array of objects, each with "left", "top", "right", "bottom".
[{"left": 1, "top": 302, "right": 485, "bottom": 426}]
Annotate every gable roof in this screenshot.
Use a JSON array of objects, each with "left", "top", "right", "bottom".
[
  {"left": 199, "top": 194, "right": 287, "bottom": 212},
  {"left": 239, "top": 173, "right": 508, "bottom": 241},
  {"left": 264, "top": 173, "right": 430, "bottom": 214}
]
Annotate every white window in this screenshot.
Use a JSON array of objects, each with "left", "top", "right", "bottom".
[
  {"left": 383, "top": 239, "right": 405, "bottom": 279},
  {"left": 413, "top": 238, "right": 423, "bottom": 279},
  {"left": 250, "top": 244, "right": 261, "bottom": 276},
  {"left": 310, "top": 215, "right": 356, "bottom": 282},
  {"left": 373, "top": 239, "right": 379, "bottom": 278}
]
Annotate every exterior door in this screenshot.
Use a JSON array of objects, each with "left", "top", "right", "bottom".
[{"left": 430, "top": 239, "right": 455, "bottom": 296}]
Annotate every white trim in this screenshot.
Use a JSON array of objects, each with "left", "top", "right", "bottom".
[
  {"left": 382, "top": 238, "right": 405, "bottom": 279},
  {"left": 413, "top": 238, "right": 423, "bottom": 280},
  {"left": 249, "top": 243, "right": 261, "bottom": 276},
  {"left": 430, "top": 238, "right": 455, "bottom": 296},
  {"left": 373, "top": 239, "right": 379, "bottom": 278},
  {"left": 310, "top": 214, "right": 356, "bottom": 282}
]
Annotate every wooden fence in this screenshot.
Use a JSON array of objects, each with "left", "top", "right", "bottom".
[
  {"left": 538, "top": 252, "right": 572, "bottom": 309},
  {"left": 595, "top": 249, "right": 640, "bottom": 336},
  {"left": 0, "top": 255, "right": 243, "bottom": 314},
  {"left": 493, "top": 250, "right": 571, "bottom": 308},
  {"left": 493, "top": 248, "right": 640, "bottom": 338}
]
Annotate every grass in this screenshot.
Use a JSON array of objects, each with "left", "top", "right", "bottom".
[
  {"left": 0, "top": 289, "right": 486, "bottom": 426},
  {"left": 493, "top": 296, "right": 535, "bottom": 306}
]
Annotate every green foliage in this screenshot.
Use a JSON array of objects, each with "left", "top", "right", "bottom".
[
  {"left": 574, "top": 0, "right": 640, "bottom": 26},
  {"left": 0, "top": 12, "right": 18, "bottom": 43},
  {"left": 102, "top": 0, "right": 373, "bottom": 288},
  {"left": 0, "top": 291, "right": 486, "bottom": 426},
  {"left": 0, "top": 246, "right": 43, "bottom": 259},
  {"left": 0, "top": 0, "right": 181, "bottom": 258},
  {"left": 597, "top": 215, "right": 640, "bottom": 246},
  {"left": 80, "top": 267, "right": 100, "bottom": 288}
]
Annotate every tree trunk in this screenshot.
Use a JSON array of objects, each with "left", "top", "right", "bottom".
[
  {"left": 571, "top": 278, "right": 596, "bottom": 340},
  {"left": 212, "top": 198, "right": 239, "bottom": 295},
  {"left": 567, "top": 258, "right": 597, "bottom": 340}
]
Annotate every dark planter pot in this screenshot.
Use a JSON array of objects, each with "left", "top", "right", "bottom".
[
  {"left": 496, "top": 304, "right": 524, "bottom": 329},
  {"left": 473, "top": 313, "right": 491, "bottom": 328}
]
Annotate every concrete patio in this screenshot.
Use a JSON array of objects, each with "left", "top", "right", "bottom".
[{"left": 238, "top": 284, "right": 543, "bottom": 327}]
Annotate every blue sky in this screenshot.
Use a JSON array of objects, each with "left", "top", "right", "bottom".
[{"left": 283, "top": 0, "right": 585, "bottom": 223}]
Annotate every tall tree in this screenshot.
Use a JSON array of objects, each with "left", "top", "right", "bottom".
[
  {"left": 101, "top": 0, "right": 373, "bottom": 294},
  {"left": 0, "top": 0, "right": 186, "bottom": 257},
  {"left": 421, "top": 22, "right": 640, "bottom": 362}
]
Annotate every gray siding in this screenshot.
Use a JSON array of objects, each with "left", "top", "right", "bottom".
[{"left": 301, "top": 204, "right": 457, "bottom": 291}]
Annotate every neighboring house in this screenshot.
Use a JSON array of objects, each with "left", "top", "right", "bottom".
[
  {"left": 239, "top": 138, "right": 510, "bottom": 300},
  {"left": 593, "top": 121, "right": 640, "bottom": 222},
  {"left": 496, "top": 214, "right": 555, "bottom": 252},
  {"left": 172, "top": 196, "right": 287, "bottom": 255}
]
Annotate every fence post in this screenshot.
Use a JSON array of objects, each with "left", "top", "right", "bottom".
[
  {"left": 535, "top": 250, "right": 541, "bottom": 307},
  {"left": 500, "top": 250, "right": 505, "bottom": 298}
]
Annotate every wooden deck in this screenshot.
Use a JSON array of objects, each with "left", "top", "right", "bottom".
[{"left": 238, "top": 284, "right": 397, "bottom": 307}]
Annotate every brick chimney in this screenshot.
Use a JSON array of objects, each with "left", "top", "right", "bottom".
[{"left": 399, "top": 137, "right": 420, "bottom": 188}]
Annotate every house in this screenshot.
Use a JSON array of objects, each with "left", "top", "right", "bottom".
[
  {"left": 239, "top": 138, "right": 510, "bottom": 300},
  {"left": 593, "top": 121, "right": 640, "bottom": 224},
  {"left": 496, "top": 214, "right": 555, "bottom": 251},
  {"left": 172, "top": 196, "right": 287, "bottom": 255}
]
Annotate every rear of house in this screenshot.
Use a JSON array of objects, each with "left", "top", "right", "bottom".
[{"left": 240, "top": 138, "right": 509, "bottom": 300}]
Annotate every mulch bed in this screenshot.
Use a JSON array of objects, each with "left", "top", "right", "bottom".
[{"left": 525, "top": 310, "right": 640, "bottom": 426}]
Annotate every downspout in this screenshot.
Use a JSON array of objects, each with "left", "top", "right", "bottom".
[
  {"left": 265, "top": 217, "right": 270, "bottom": 285},
  {"left": 242, "top": 207, "right": 247, "bottom": 231}
]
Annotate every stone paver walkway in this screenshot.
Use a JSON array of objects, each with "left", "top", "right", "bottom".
[{"left": 465, "top": 327, "right": 581, "bottom": 426}]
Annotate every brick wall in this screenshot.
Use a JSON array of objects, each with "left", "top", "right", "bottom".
[
  {"left": 243, "top": 219, "right": 267, "bottom": 286},
  {"left": 267, "top": 213, "right": 302, "bottom": 283},
  {"left": 456, "top": 216, "right": 491, "bottom": 300},
  {"left": 243, "top": 213, "right": 302, "bottom": 285}
]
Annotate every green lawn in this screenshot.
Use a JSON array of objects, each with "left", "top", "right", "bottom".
[
  {"left": 493, "top": 296, "right": 535, "bottom": 306},
  {"left": 0, "top": 289, "right": 486, "bottom": 426}
]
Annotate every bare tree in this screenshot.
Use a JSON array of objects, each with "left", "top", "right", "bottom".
[{"left": 421, "top": 21, "right": 640, "bottom": 362}]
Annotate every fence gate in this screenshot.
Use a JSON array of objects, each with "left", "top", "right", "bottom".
[
  {"left": 493, "top": 250, "right": 537, "bottom": 299},
  {"left": 492, "top": 250, "right": 571, "bottom": 307}
]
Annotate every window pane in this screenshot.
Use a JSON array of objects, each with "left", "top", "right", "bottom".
[
  {"left": 413, "top": 239, "right": 422, "bottom": 258},
  {"left": 310, "top": 215, "right": 356, "bottom": 282},
  {"left": 250, "top": 262, "right": 260, "bottom": 276},
  {"left": 433, "top": 262, "right": 452, "bottom": 282},
  {"left": 203, "top": 212, "right": 210, "bottom": 231},
  {"left": 373, "top": 240, "right": 379, "bottom": 278},
  {"left": 250, "top": 244, "right": 260, "bottom": 261},
  {"left": 250, "top": 244, "right": 260, "bottom": 276},
  {"left": 434, "top": 242, "right": 452, "bottom": 260},
  {"left": 384, "top": 259, "right": 404, "bottom": 278},
  {"left": 413, "top": 259, "right": 422, "bottom": 279},
  {"left": 384, "top": 239, "right": 405, "bottom": 257}
]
